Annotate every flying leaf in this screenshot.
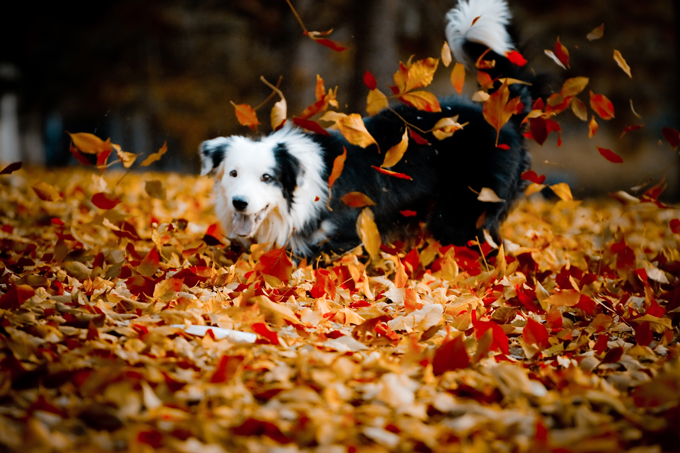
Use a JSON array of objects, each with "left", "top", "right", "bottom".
[
  {"left": 0, "top": 162, "right": 22, "bottom": 175},
  {"left": 381, "top": 128, "right": 409, "bottom": 168},
  {"left": 505, "top": 50, "right": 527, "bottom": 67},
  {"left": 630, "top": 99, "right": 642, "bottom": 119},
  {"left": 451, "top": 63, "right": 465, "bottom": 95},
  {"left": 341, "top": 192, "right": 376, "bottom": 208},
  {"left": 598, "top": 147, "right": 623, "bottom": 163},
  {"left": 589, "top": 116, "right": 599, "bottom": 138},
  {"left": 144, "top": 180, "right": 167, "bottom": 200},
  {"left": 69, "top": 143, "right": 92, "bottom": 166},
  {"left": 398, "top": 91, "right": 441, "bottom": 112},
  {"left": 393, "top": 57, "right": 439, "bottom": 94},
  {"left": 400, "top": 210, "right": 417, "bottom": 217},
  {"left": 230, "top": 102, "right": 260, "bottom": 130},
  {"left": 521, "top": 170, "right": 546, "bottom": 185},
  {"left": 620, "top": 124, "right": 643, "bottom": 139},
  {"left": 409, "top": 129, "right": 429, "bottom": 145},
  {"left": 662, "top": 127, "right": 679, "bottom": 149},
  {"left": 477, "top": 187, "right": 505, "bottom": 203},
  {"left": 363, "top": 70, "right": 377, "bottom": 90},
  {"left": 432, "top": 117, "right": 465, "bottom": 140},
  {"left": 571, "top": 98, "right": 588, "bottom": 121},
  {"left": 32, "top": 182, "right": 62, "bottom": 202},
  {"left": 292, "top": 117, "right": 330, "bottom": 136},
  {"left": 320, "top": 112, "right": 378, "bottom": 149},
  {"left": 116, "top": 148, "right": 138, "bottom": 169},
  {"left": 441, "top": 41, "right": 452, "bottom": 67},
  {"left": 92, "top": 192, "right": 121, "bottom": 210},
  {"left": 141, "top": 142, "right": 168, "bottom": 167},
  {"left": 554, "top": 37, "right": 570, "bottom": 68},
  {"left": 304, "top": 30, "right": 347, "bottom": 52},
  {"left": 590, "top": 92, "right": 615, "bottom": 120},
  {"left": 356, "top": 208, "right": 381, "bottom": 260},
  {"left": 561, "top": 77, "right": 589, "bottom": 97},
  {"left": 372, "top": 166, "right": 412, "bottom": 180},
  {"left": 483, "top": 81, "right": 524, "bottom": 145},
  {"left": 550, "top": 182, "right": 573, "bottom": 201},
  {"left": 271, "top": 98, "right": 287, "bottom": 131},
  {"left": 544, "top": 50, "right": 567, "bottom": 70},
  {"left": 67, "top": 132, "right": 114, "bottom": 155},
  {"left": 366, "top": 88, "right": 389, "bottom": 116},
  {"left": 587, "top": 23, "right": 604, "bottom": 41},
  {"left": 613, "top": 50, "right": 632, "bottom": 78},
  {"left": 328, "top": 147, "right": 347, "bottom": 189},
  {"left": 300, "top": 75, "right": 338, "bottom": 119}
]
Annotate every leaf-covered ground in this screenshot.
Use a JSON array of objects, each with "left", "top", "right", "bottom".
[{"left": 1, "top": 167, "right": 679, "bottom": 452}]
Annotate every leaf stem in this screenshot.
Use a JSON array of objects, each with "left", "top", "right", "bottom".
[{"left": 285, "top": 0, "right": 308, "bottom": 33}]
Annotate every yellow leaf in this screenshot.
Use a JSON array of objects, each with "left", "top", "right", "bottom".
[
  {"left": 328, "top": 147, "right": 347, "bottom": 189},
  {"left": 115, "top": 147, "right": 138, "bottom": 169},
  {"left": 432, "top": 117, "right": 465, "bottom": 140},
  {"left": 271, "top": 97, "right": 287, "bottom": 131},
  {"left": 253, "top": 295, "right": 302, "bottom": 325},
  {"left": 545, "top": 289, "right": 580, "bottom": 307},
  {"left": 441, "top": 41, "right": 452, "bottom": 68},
  {"left": 141, "top": 142, "right": 168, "bottom": 167},
  {"left": 571, "top": 98, "right": 588, "bottom": 121},
  {"left": 477, "top": 187, "right": 505, "bottom": 203},
  {"left": 561, "top": 77, "right": 589, "bottom": 97},
  {"left": 550, "top": 182, "right": 573, "bottom": 201},
  {"left": 525, "top": 183, "right": 546, "bottom": 197},
  {"left": 613, "top": 50, "right": 632, "bottom": 78},
  {"left": 587, "top": 23, "right": 604, "bottom": 41},
  {"left": 320, "top": 112, "right": 377, "bottom": 149},
  {"left": 399, "top": 91, "right": 441, "bottom": 112},
  {"left": 32, "top": 182, "right": 62, "bottom": 202},
  {"left": 366, "top": 88, "right": 389, "bottom": 116},
  {"left": 67, "top": 132, "right": 113, "bottom": 155},
  {"left": 381, "top": 128, "right": 409, "bottom": 168},
  {"left": 588, "top": 115, "right": 599, "bottom": 138},
  {"left": 451, "top": 63, "right": 465, "bottom": 95},
  {"left": 393, "top": 57, "right": 438, "bottom": 94},
  {"left": 356, "top": 208, "right": 381, "bottom": 261}
]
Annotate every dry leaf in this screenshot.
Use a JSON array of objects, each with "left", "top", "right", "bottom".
[{"left": 356, "top": 207, "right": 381, "bottom": 260}]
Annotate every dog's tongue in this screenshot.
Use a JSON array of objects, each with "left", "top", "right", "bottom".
[{"left": 232, "top": 213, "right": 256, "bottom": 237}]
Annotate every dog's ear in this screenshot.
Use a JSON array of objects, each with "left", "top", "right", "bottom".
[{"left": 199, "top": 137, "right": 229, "bottom": 176}]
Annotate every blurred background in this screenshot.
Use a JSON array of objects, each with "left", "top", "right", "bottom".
[{"left": 0, "top": 0, "right": 678, "bottom": 198}]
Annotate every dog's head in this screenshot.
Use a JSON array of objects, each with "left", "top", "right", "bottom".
[{"left": 199, "top": 132, "right": 305, "bottom": 240}]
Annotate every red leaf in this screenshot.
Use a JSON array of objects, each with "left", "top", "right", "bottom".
[
  {"left": 473, "top": 320, "right": 509, "bottom": 355},
  {"left": 69, "top": 143, "right": 92, "bottom": 166},
  {"left": 138, "top": 247, "right": 160, "bottom": 277},
  {"left": 635, "top": 321, "right": 653, "bottom": 347},
  {"left": 575, "top": 294, "right": 597, "bottom": 316},
  {"left": 0, "top": 162, "right": 22, "bottom": 175},
  {"left": 590, "top": 91, "right": 615, "bottom": 120},
  {"left": 0, "top": 284, "right": 35, "bottom": 310},
  {"left": 432, "top": 334, "right": 470, "bottom": 375},
  {"left": 91, "top": 192, "right": 121, "bottom": 210},
  {"left": 363, "top": 70, "right": 377, "bottom": 90},
  {"left": 522, "top": 318, "right": 550, "bottom": 350},
  {"left": 602, "top": 346, "right": 623, "bottom": 364},
  {"left": 252, "top": 322, "right": 280, "bottom": 345},
  {"left": 554, "top": 37, "right": 570, "bottom": 68},
  {"left": 620, "top": 124, "right": 643, "bottom": 139},
  {"left": 210, "top": 354, "right": 244, "bottom": 383},
  {"left": 670, "top": 219, "right": 680, "bottom": 234},
  {"left": 598, "top": 147, "right": 623, "bottom": 163},
  {"left": 529, "top": 117, "right": 548, "bottom": 145},
  {"left": 662, "top": 127, "right": 680, "bottom": 148},
  {"left": 371, "top": 166, "right": 412, "bottom": 180},
  {"left": 505, "top": 50, "right": 527, "bottom": 67},
  {"left": 400, "top": 210, "right": 417, "bottom": 217},
  {"left": 292, "top": 117, "right": 330, "bottom": 135},
  {"left": 647, "top": 299, "right": 665, "bottom": 317},
  {"left": 521, "top": 170, "right": 546, "bottom": 185},
  {"left": 304, "top": 32, "right": 347, "bottom": 52},
  {"left": 496, "top": 144, "right": 510, "bottom": 150},
  {"left": 310, "top": 268, "right": 336, "bottom": 300},
  {"left": 593, "top": 334, "right": 609, "bottom": 354},
  {"left": 408, "top": 129, "right": 430, "bottom": 145},
  {"left": 256, "top": 247, "right": 293, "bottom": 283}
]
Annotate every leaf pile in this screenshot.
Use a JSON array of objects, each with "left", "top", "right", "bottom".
[{"left": 0, "top": 166, "right": 679, "bottom": 452}]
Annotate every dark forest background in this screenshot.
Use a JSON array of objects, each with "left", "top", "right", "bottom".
[{"left": 1, "top": 0, "right": 678, "bottom": 197}]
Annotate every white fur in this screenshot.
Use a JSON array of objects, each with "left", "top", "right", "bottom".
[
  {"left": 210, "top": 126, "right": 328, "bottom": 256},
  {"left": 445, "top": 0, "right": 514, "bottom": 67}
]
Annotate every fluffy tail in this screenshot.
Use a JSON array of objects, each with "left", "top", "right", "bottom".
[{"left": 445, "top": 0, "right": 533, "bottom": 117}]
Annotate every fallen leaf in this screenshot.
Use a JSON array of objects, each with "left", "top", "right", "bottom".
[
  {"left": 144, "top": 180, "right": 167, "bottom": 200},
  {"left": 92, "top": 192, "right": 121, "bottom": 210},
  {"left": 32, "top": 182, "right": 62, "bottom": 202},
  {"left": 356, "top": 208, "right": 381, "bottom": 260}
]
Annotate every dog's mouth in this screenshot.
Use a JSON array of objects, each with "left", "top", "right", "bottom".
[{"left": 231, "top": 205, "right": 270, "bottom": 238}]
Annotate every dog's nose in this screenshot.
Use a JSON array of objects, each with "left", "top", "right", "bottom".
[{"left": 232, "top": 197, "right": 248, "bottom": 212}]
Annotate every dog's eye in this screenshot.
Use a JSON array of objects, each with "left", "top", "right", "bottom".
[
  {"left": 229, "top": 170, "right": 237, "bottom": 177},
  {"left": 261, "top": 173, "right": 273, "bottom": 182}
]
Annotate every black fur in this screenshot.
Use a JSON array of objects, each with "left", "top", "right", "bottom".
[{"left": 272, "top": 142, "right": 302, "bottom": 211}]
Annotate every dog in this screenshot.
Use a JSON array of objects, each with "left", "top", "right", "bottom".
[{"left": 200, "top": 0, "right": 533, "bottom": 260}]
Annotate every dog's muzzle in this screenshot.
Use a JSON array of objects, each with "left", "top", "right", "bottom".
[{"left": 231, "top": 204, "right": 270, "bottom": 237}]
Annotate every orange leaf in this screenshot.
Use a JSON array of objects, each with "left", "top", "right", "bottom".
[
  {"left": 341, "top": 192, "right": 376, "bottom": 208},
  {"left": 255, "top": 247, "right": 293, "bottom": 283},
  {"left": 328, "top": 147, "right": 347, "bottom": 188},
  {"left": 590, "top": 91, "right": 615, "bottom": 120},
  {"left": 67, "top": 132, "right": 114, "bottom": 155},
  {"left": 92, "top": 192, "right": 121, "bottom": 210},
  {"left": 141, "top": 142, "right": 168, "bottom": 167},
  {"left": 477, "top": 187, "right": 505, "bottom": 203},
  {"left": 371, "top": 166, "right": 412, "bottom": 180},
  {"left": 483, "top": 81, "right": 523, "bottom": 145},
  {"left": 561, "top": 77, "right": 589, "bottom": 97},
  {"left": 356, "top": 208, "right": 381, "bottom": 260},
  {"left": 394, "top": 57, "right": 439, "bottom": 93},
  {"left": 320, "top": 112, "right": 377, "bottom": 149},
  {"left": 598, "top": 147, "right": 623, "bottom": 163},
  {"left": 138, "top": 247, "right": 160, "bottom": 277},
  {"left": 588, "top": 116, "right": 599, "bottom": 138},
  {"left": 451, "top": 62, "right": 465, "bottom": 95},
  {"left": 32, "top": 182, "right": 62, "bottom": 202},
  {"left": 116, "top": 148, "right": 138, "bottom": 169},
  {"left": 381, "top": 128, "right": 409, "bottom": 168},
  {"left": 398, "top": 91, "right": 441, "bottom": 112},
  {"left": 554, "top": 37, "right": 570, "bottom": 68},
  {"left": 587, "top": 23, "right": 605, "bottom": 41},
  {"left": 613, "top": 50, "right": 632, "bottom": 78},
  {"left": 231, "top": 102, "right": 260, "bottom": 130},
  {"left": 545, "top": 289, "right": 580, "bottom": 307},
  {"left": 550, "top": 182, "right": 573, "bottom": 201},
  {"left": 441, "top": 41, "right": 452, "bottom": 67}
]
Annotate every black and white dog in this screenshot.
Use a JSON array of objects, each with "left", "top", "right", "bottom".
[{"left": 200, "top": 0, "right": 533, "bottom": 259}]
